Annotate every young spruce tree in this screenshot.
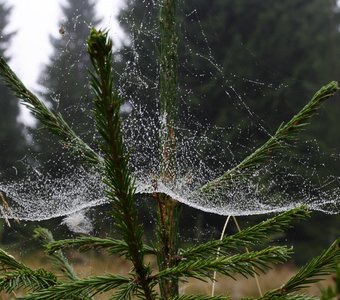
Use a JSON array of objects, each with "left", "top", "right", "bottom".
[{"left": 0, "top": 0, "right": 339, "bottom": 299}]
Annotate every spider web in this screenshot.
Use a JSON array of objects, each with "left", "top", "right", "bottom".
[{"left": 1, "top": 0, "right": 340, "bottom": 229}]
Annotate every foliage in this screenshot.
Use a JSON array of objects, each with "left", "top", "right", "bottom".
[
  {"left": 0, "top": 0, "right": 339, "bottom": 299},
  {"left": 197, "top": 81, "right": 338, "bottom": 196},
  {"left": 320, "top": 264, "right": 340, "bottom": 299}
]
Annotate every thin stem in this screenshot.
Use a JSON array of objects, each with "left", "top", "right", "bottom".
[
  {"left": 211, "top": 215, "right": 231, "bottom": 297},
  {"left": 156, "top": 194, "right": 181, "bottom": 297},
  {"left": 157, "top": 0, "right": 180, "bottom": 298},
  {"left": 159, "top": 0, "right": 178, "bottom": 181},
  {"left": 233, "top": 216, "right": 263, "bottom": 297}
]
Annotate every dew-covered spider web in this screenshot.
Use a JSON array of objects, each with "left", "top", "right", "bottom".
[{"left": 1, "top": 0, "right": 340, "bottom": 230}]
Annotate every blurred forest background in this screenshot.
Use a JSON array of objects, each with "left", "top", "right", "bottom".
[{"left": 0, "top": 0, "right": 340, "bottom": 265}]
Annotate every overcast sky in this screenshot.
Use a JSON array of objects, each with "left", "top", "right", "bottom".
[{"left": 3, "top": 0, "right": 125, "bottom": 124}]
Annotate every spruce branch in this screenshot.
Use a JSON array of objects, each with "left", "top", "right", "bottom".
[
  {"left": 270, "top": 296, "right": 319, "bottom": 300},
  {"left": 21, "top": 274, "right": 130, "bottom": 300},
  {"left": 109, "top": 282, "right": 138, "bottom": 300},
  {"left": 87, "top": 28, "right": 154, "bottom": 300},
  {"left": 279, "top": 296, "right": 319, "bottom": 300},
  {"left": 170, "top": 296, "right": 230, "bottom": 300},
  {"left": 33, "top": 227, "right": 78, "bottom": 281},
  {"left": 0, "top": 56, "right": 101, "bottom": 165},
  {"left": 182, "top": 207, "right": 309, "bottom": 259},
  {"left": 245, "top": 296, "right": 319, "bottom": 300},
  {"left": 198, "top": 81, "right": 338, "bottom": 195},
  {"left": 47, "top": 236, "right": 156, "bottom": 256},
  {"left": 171, "top": 296, "right": 230, "bottom": 300},
  {"left": 47, "top": 236, "right": 129, "bottom": 255},
  {"left": 0, "top": 249, "right": 58, "bottom": 293},
  {"left": 0, "top": 268, "right": 57, "bottom": 293},
  {"left": 154, "top": 246, "right": 292, "bottom": 282},
  {"left": 0, "top": 249, "right": 28, "bottom": 272},
  {"left": 159, "top": 0, "right": 178, "bottom": 179},
  {"left": 259, "top": 238, "right": 340, "bottom": 299}
]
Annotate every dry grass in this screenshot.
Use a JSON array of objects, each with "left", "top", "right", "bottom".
[
  {"left": 181, "top": 264, "right": 334, "bottom": 299},
  {"left": 0, "top": 249, "right": 335, "bottom": 299}
]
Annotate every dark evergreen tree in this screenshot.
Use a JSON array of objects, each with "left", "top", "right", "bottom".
[
  {"left": 36, "top": 0, "right": 100, "bottom": 175},
  {"left": 117, "top": 0, "right": 340, "bottom": 263},
  {"left": 0, "top": 1, "right": 26, "bottom": 180},
  {"left": 179, "top": 0, "right": 340, "bottom": 162},
  {"left": 118, "top": 0, "right": 340, "bottom": 160},
  {"left": 117, "top": 0, "right": 160, "bottom": 111},
  {"left": 40, "top": 0, "right": 99, "bottom": 130},
  {"left": 117, "top": 0, "right": 340, "bottom": 189}
]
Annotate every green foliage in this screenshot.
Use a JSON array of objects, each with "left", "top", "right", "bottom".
[
  {"left": 171, "top": 296, "right": 230, "bottom": 300},
  {"left": 47, "top": 236, "right": 155, "bottom": 256},
  {"left": 0, "top": 0, "right": 339, "bottom": 299},
  {"left": 198, "top": 81, "right": 338, "bottom": 195},
  {"left": 0, "top": 269, "right": 57, "bottom": 293},
  {"left": 156, "top": 246, "right": 292, "bottom": 280},
  {"left": 259, "top": 238, "right": 340, "bottom": 299},
  {"left": 0, "top": 54, "right": 100, "bottom": 165},
  {"left": 22, "top": 274, "right": 130, "bottom": 300},
  {"left": 246, "top": 296, "right": 319, "bottom": 300},
  {"left": 320, "top": 264, "right": 340, "bottom": 299},
  {"left": 181, "top": 207, "right": 309, "bottom": 259},
  {"left": 88, "top": 28, "right": 155, "bottom": 299},
  {"left": 34, "top": 227, "right": 78, "bottom": 281},
  {"left": 0, "top": 249, "right": 57, "bottom": 292}
]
